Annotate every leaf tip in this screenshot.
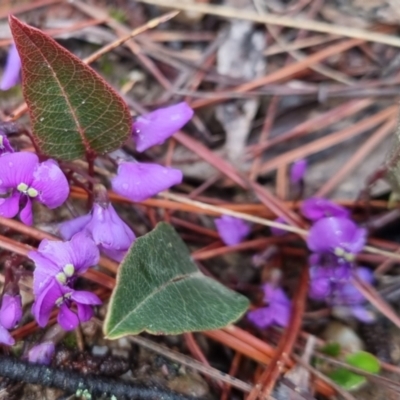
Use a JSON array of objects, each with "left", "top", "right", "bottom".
[{"left": 8, "top": 14, "right": 20, "bottom": 29}]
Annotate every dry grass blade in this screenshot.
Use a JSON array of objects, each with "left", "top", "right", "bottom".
[
  {"left": 135, "top": 0, "right": 400, "bottom": 47},
  {"left": 316, "top": 116, "right": 397, "bottom": 197},
  {"left": 160, "top": 192, "right": 400, "bottom": 262},
  {"left": 259, "top": 106, "right": 397, "bottom": 174}
]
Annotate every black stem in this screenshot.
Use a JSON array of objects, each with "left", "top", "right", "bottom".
[{"left": 0, "top": 355, "right": 198, "bottom": 400}]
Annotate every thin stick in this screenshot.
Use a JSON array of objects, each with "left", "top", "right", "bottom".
[
  {"left": 159, "top": 192, "right": 400, "bottom": 262},
  {"left": 315, "top": 116, "right": 396, "bottom": 197},
  {"left": 129, "top": 336, "right": 254, "bottom": 394},
  {"left": 134, "top": 0, "right": 400, "bottom": 48},
  {"left": 159, "top": 192, "right": 307, "bottom": 236},
  {"left": 83, "top": 11, "right": 179, "bottom": 64},
  {"left": 259, "top": 105, "right": 397, "bottom": 173}
]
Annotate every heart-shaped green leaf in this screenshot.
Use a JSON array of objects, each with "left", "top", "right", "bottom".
[
  {"left": 10, "top": 16, "right": 131, "bottom": 160},
  {"left": 104, "top": 222, "right": 249, "bottom": 338}
]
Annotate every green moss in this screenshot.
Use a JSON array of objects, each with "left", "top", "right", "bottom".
[{"left": 63, "top": 332, "right": 77, "bottom": 348}]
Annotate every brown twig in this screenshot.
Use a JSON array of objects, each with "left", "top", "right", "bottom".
[{"left": 246, "top": 265, "right": 308, "bottom": 399}]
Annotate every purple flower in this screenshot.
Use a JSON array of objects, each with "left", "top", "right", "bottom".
[
  {"left": 0, "top": 130, "right": 13, "bottom": 155},
  {"left": 307, "top": 217, "right": 366, "bottom": 260},
  {"left": 28, "top": 342, "right": 55, "bottom": 365},
  {"left": 0, "top": 325, "right": 14, "bottom": 346},
  {"left": 0, "top": 43, "right": 21, "bottom": 91},
  {"left": 112, "top": 161, "right": 183, "bottom": 202},
  {"left": 59, "top": 203, "right": 135, "bottom": 262},
  {"left": 28, "top": 233, "right": 101, "bottom": 330},
  {"left": 309, "top": 264, "right": 352, "bottom": 300},
  {"left": 33, "top": 279, "right": 101, "bottom": 330},
  {"left": 301, "top": 198, "right": 350, "bottom": 221},
  {"left": 309, "top": 265, "right": 374, "bottom": 322},
  {"left": 290, "top": 159, "right": 307, "bottom": 184},
  {"left": 0, "top": 294, "right": 22, "bottom": 330},
  {"left": 270, "top": 216, "right": 288, "bottom": 237},
  {"left": 133, "top": 102, "right": 194, "bottom": 152},
  {"left": 29, "top": 232, "right": 99, "bottom": 296},
  {"left": 0, "top": 152, "right": 69, "bottom": 225},
  {"left": 247, "top": 283, "right": 291, "bottom": 328},
  {"left": 215, "top": 215, "right": 251, "bottom": 246}
]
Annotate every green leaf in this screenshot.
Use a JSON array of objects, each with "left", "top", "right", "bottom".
[
  {"left": 104, "top": 222, "right": 249, "bottom": 338},
  {"left": 345, "top": 351, "right": 380, "bottom": 374},
  {"left": 321, "top": 342, "right": 341, "bottom": 357},
  {"left": 9, "top": 16, "right": 131, "bottom": 161},
  {"left": 328, "top": 368, "right": 366, "bottom": 391}
]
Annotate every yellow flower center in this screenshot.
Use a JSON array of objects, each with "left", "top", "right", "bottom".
[{"left": 17, "top": 183, "right": 38, "bottom": 198}]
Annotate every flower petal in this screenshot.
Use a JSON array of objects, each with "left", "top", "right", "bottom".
[
  {"left": 0, "top": 130, "right": 13, "bottom": 155},
  {"left": 68, "top": 232, "right": 100, "bottom": 273},
  {"left": 0, "top": 191, "right": 20, "bottom": 219},
  {"left": 0, "top": 294, "right": 22, "bottom": 329},
  {"left": 270, "top": 216, "right": 288, "bottom": 237},
  {"left": 20, "top": 197, "right": 33, "bottom": 225},
  {"left": 87, "top": 203, "right": 135, "bottom": 251},
  {"left": 77, "top": 303, "right": 94, "bottom": 322},
  {"left": 0, "top": 152, "right": 38, "bottom": 190},
  {"left": 31, "top": 159, "right": 69, "bottom": 208},
  {"left": 247, "top": 308, "right": 274, "bottom": 329},
  {"left": 112, "top": 162, "right": 183, "bottom": 202},
  {"left": 215, "top": 215, "right": 251, "bottom": 246},
  {"left": 34, "top": 233, "right": 99, "bottom": 276},
  {"left": 100, "top": 246, "right": 127, "bottom": 262},
  {"left": 301, "top": 197, "right": 350, "bottom": 221},
  {"left": 350, "top": 306, "right": 375, "bottom": 323},
  {"left": 28, "top": 342, "right": 55, "bottom": 365},
  {"left": 0, "top": 324, "right": 14, "bottom": 346},
  {"left": 290, "top": 159, "right": 307, "bottom": 184},
  {"left": 58, "top": 303, "right": 79, "bottom": 331},
  {"left": 307, "top": 217, "right": 366, "bottom": 255},
  {"left": 32, "top": 280, "right": 62, "bottom": 328},
  {"left": 71, "top": 290, "right": 102, "bottom": 305},
  {"left": 0, "top": 43, "right": 21, "bottom": 91},
  {"left": 133, "top": 102, "right": 194, "bottom": 152},
  {"left": 271, "top": 302, "right": 290, "bottom": 327},
  {"left": 59, "top": 214, "right": 91, "bottom": 240},
  {"left": 30, "top": 248, "right": 62, "bottom": 295},
  {"left": 263, "top": 284, "right": 290, "bottom": 305}
]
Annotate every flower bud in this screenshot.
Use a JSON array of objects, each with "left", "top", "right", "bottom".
[
  {"left": 0, "top": 294, "right": 22, "bottom": 329},
  {"left": 28, "top": 342, "right": 55, "bottom": 365}
]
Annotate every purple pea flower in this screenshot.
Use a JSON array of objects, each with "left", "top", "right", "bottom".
[
  {"left": 215, "top": 215, "right": 251, "bottom": 246},
  {"left": 0, "top": 325, "right": 14, "bottom": 346},
  {"left": 0, "top": 294, "right": 22, "bottom": 330},
  {"left": 133, "top": 102, "right": 194, "bottom": 152},
  {"left": 28, "top": 232, "right": 101, "bottom": 330},
  {"left": 33, "top": 280, "right": 101, "bottom": 331},
  {"left": 301, "top": 197, "right": 350, "bottom": 221},
  {"left": 0, "top": 152, "right": 69, "bottom": 225},
  {"left": 0, "top": 130, "right": 13, "bottom": 155},
  {"left": 307, "top": 217, "right": 366, "bottom": 261},
  {"left": 247, "top": 283, "right": 291, "bottom": 328},
  {"left": 309, "top": 265, "right": 374, "bottom": 322},
  {"left": 0, "top": 43, "right": 21, "bottom": 91},
  {"left": 59, "top": 202, "right": 135, "bottom": 262},
  {"left": 270, "top": 216, "right": 288, "bottom": 237},
  {"left": 28, "top": 342, "right": 55, "bottom": 365},
  {"left": 112, "top": 161, "right": 183, "bottom": 202},
  {"left": 290, "top": 159, "right": 307, "bottom": 184}
]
